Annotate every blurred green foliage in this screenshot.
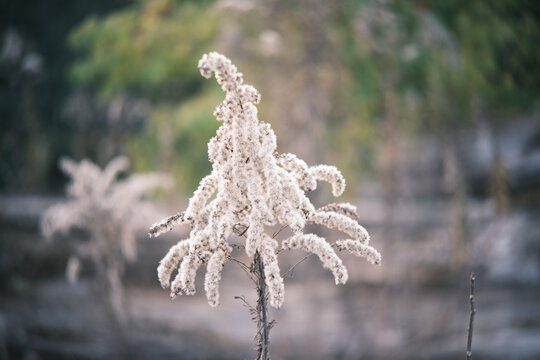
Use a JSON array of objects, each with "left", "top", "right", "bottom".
[
  {"left": 69, "top": 0, "right": 217, "bottom": 102},
  {"left": 433, "top": 0, "right": 540, "bottom": 111},
  {"left": 66, "top": 0, "right": 539, "bottom": 192},
  {"left": 125, "top": 88, "right": 222, "bottom": 190},
  {"left": 68, "top": 0, "right": 218, "bottom": 191},
  {"left": 3, "top": 0, "right": 537, "bottom": 192},
  {"left": 337, "top": 0, "right": 540, "bottom": 137},
  {"left": 419, "top": 0, "right": 540, "bottom": 130}
]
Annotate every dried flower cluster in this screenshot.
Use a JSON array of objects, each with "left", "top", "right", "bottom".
[
  {"left": 42, "top": 156, "right": 172, "bottom": 285},
  {"left": 151, "top": 52, "right": 381, "bottom": 308}
]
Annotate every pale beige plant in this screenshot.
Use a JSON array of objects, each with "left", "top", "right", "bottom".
[
  {"left": 42, "top": 156, "right": 172, "bottom": 321},
  {"left": 150, "top": 52, "right": 381, "bottom": 312}
]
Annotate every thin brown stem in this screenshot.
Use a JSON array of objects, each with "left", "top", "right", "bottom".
[
  {"left": 253, "top": 251, "right": 270, "bottom": 360},
  {"left": 234, "top": 232, "right": 273, "bottom": 359},
  {"left": 272, "top": 224, "right": 289, "bottom": 239},
  {"left": 230, "top": 256, "right": 256, "bottom": 283},
  {"left": 234, "top": 295, "right": 253, "bottom": 309},
  {"left": 466, "top": 272, "right": 476, "bottom": 360},
  {"left": 283, "top": 253, "right": 314, "bottom": 278}
]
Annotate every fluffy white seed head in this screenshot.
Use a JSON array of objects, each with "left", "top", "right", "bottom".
[
  {"left": 317, "top": 203, "right": 359, "bottom": 221},
  {"left": 157, "top": 240, "right": 190, "bottom": 289},
  {"left": 310, "top": 165, "right": 346, "bottom": 197},
  {"left": 205, "top": 242, "right": 232, "bottom": 307},
  {"left": 261, "top": 235, "right": 284, "bottom": 308},
  {"left": 149, "top": 212, "right": 187, "bottom": 238},
  {"left": 282, "top": 234, "right": 349, "bottom": 285},
  {"left": 309, "top": 211, "right": 370, "bottom": 244},
  {"left": 277, "top": 153, "right": 317, "bottom": 191},
  {"left": 336, "top": 239, "right": 382, "bottom": 265},
  {"left": 153, "top": 52, "right": 381, "bottom": 308}
]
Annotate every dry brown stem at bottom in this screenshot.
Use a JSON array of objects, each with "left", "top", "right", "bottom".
[
  {"left": 254, "top": 251, "right": 271, "bottom": 360},
  {"left": 235, "top": 250, "right": 274, "bottom": 360}
]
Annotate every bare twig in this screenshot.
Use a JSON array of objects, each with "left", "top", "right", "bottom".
[
  {"left": 283, "top": 254, "right": 314, "bottom": 278},
  {"left": 272, "top": 224, "right": 289, "bottom": 239},
  {"left": 466, "top": 272, "right": 476, "bottom": 360},
  {"left": 229, "top": 256, "right": 250, "bottom": 272},
  {"left": 230, "top": 256, "right": 256, "bottom": 283},
  {"left": 234, "top": 295, "right": 254, "bottom": 311},
  {"left": 233, "top": 224, "right": 250, "bottom": 236}
]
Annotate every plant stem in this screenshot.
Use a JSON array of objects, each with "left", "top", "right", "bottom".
[
  {"left": 253, "top": 251, "right": 270, "bottom": 360},
  {"left": 466, "top": 272, "right": 476, "bottom": 360}
]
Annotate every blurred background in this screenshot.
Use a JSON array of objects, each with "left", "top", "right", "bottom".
[{"left": 1, "top": 0, "right": 540, "bottom": 359}]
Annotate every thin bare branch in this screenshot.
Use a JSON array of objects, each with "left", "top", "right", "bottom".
[
  {"left": 283, "top": 254, "right": 314, "bottom": 278},
  {"left": 230, "top": 256, "right": 256, "bottom": 283},
  {"left": 233, "top": 223, "right": 250, "bottom": 236},
  {"left": 466, "top": 272, "right": 476, "bottom": 360},
  {"left": 234, "top": 295, "right": 254, "bottom": 311},
  {"left": 272, "top": 224, "right": 289, "bottom": 239}
]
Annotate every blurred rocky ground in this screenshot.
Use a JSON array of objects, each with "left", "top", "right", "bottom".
[{"left": 1, "top": 118, "right": 540, "bottom": 360}]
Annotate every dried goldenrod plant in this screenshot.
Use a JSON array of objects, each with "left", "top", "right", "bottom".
[
  {"left": 42, "top": 156, "right": 172, "bottom": 327},
  {"left": 150, "top": 52, "right": 381, "bottom": 359}
]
